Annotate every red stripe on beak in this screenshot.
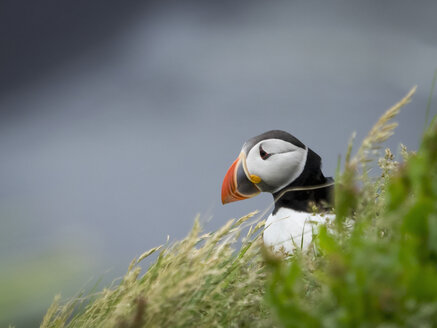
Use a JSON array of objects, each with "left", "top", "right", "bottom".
[
  {"left": 221, "top": 157, "right": 247, "bottom": 204},
  {"left": 221, "top": 155, "right": 260, "bottom": 204}
]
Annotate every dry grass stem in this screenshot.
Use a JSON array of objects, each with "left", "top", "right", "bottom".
[{"left": 351, "top": 86, "right": 416, "bottom": 167}]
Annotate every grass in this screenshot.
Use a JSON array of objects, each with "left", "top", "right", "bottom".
[
  {"left": 41, "top": 213, "right": 273, "bottom": 328},
  {"left": 40, "top": 86, "right": 437, "bottom": 328}
]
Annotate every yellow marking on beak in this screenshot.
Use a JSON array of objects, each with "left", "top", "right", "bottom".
[{"left": 249, "top": 174, "right": 261, "bottom": 184}]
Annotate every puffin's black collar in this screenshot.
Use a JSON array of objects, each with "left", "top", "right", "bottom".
[{"left": 273, "top": 180, "right": 335, "bottom": 203}]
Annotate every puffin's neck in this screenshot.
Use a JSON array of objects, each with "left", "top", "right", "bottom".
[{"left": 272, "top": 148, "right": 334, "bottom": 214}]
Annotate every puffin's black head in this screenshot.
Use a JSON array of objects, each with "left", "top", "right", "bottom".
[{"left": 221, "top": 130, "right": 326, "bottom": 204}]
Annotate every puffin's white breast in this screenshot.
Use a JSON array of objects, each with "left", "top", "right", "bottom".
[{"left": 263, "top": 207, "right": 334, "bottom": 254}]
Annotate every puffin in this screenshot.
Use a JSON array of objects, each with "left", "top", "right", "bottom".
[{"left": 221, "top": 130, "right": 335, "bottom": 254}]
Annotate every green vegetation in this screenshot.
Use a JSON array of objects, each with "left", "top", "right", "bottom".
[
  {"left": 41, "top": 87, "right": 437, "bottom": 328},
  {"left": 268, "top": 87, "right": 437, "bottom": 327},
  {"left": 41, "top": 214, "right": 272, "bottom": 328}
]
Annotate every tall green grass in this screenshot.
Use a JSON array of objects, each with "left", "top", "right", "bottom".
[
  {"left": 40, "top": 87, "right": 437, "bottom": 328},
  {"left": 41, "top": 214, "right": 274, "bottom": 328},
  {"left": 268, "top": 87, "right": 437, "bottom": 327}
]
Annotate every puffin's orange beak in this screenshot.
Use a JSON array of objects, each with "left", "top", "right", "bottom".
[{"left": 221, "top": 153, "right": 261, "bottom": 204}]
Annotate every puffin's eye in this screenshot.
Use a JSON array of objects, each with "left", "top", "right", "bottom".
[{"left": 259, "top": 145, "right": 271, "bottom": 160}]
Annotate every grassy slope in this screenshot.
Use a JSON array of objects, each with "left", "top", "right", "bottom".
[
  {"left": 40, "top": 87, "right": 437, "bottom": 328},
  {"left": 41, "top": 214, "right": 274, "bottom": 328},
  {"left": 268, "top": 88, "right": 437, "bottom": 327}
]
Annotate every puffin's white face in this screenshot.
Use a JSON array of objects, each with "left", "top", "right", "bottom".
[
  {"left": 245, "top": 139, "right": 308, "bottom": 193},
  {"left": 221, "top": 132, "right": 309, "bottom": 204}
]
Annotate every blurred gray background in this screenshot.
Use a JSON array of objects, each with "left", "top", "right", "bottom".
[{"left": 1, "top": 0, "right": 436, "bottom": 326}]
